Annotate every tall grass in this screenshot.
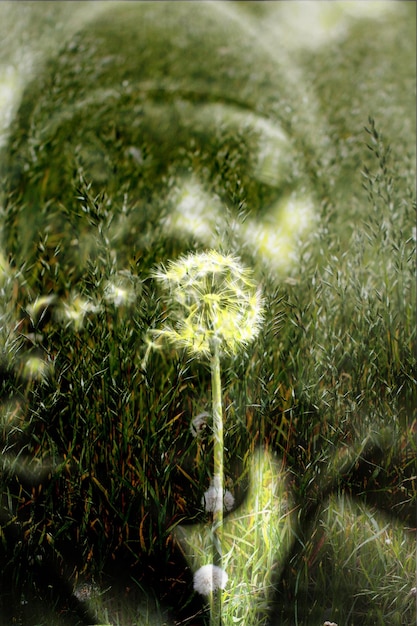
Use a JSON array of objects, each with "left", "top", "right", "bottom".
[{"left": 0, "top": 2, "right": 415, "bottom": 625}]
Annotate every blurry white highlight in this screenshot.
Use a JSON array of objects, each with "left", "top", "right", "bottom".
[
  {"left": 103, "top": 270, "right": 141, "bottom": 307},
  {"left": 0, "top": 67, "right": 20, "bottom": 146},
  {"left": 243, "top": 193, "right": 315, "bottom": 272},
  {"left": 21, "top": 355, "right": 53, "bottom": 382},
  {"left": 163, "top": 178, "right": 222, "bottom": 245},
  {"left": 265, "top": 1, "right": 399, "bottom": 51},
  {"left": 252, "top": 118, "right": 294, "bottom": 187}
]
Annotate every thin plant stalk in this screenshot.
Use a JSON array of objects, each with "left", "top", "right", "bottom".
[
  {"left": 153, "top": 250, "right": 264, "bottom": 622},
  {"left": 210, "top": 339, "right": 224, "bottom": 625}
]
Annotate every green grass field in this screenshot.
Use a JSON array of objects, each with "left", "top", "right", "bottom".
[{"left": 0, "top": 2, "right": 415, "bottom": 625}]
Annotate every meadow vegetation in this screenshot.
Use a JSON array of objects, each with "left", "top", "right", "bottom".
[{"left": 0, "top": 2, "right": 415, "bottom": 625}]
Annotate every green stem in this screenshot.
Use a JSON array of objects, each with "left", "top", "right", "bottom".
[{"left": 210, "top": 340, "right": 223, "bottom": 625}]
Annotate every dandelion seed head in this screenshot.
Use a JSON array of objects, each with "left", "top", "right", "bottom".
[
  {"left": 73, "top": 580, "right": 100, "bottom": 602},
  {"left": 223, "top": 489, "right": 235, "bottom": 511},
  {"left": 190, "top": 411, "right": 209, "bottom": 437},
  {"left": 202, "top": 476, "right": 235, "bottom": 512},
  {"left": 193, "top": 564, "right": 228, "bottom": 595},
  {"left": 154, "top": 250, "right": 264, "bottom": 356}
]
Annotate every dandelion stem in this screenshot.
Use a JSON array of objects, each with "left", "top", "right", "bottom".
[
  {"left": 153, "top": 250, "right": 264, "bottom": 624},
  {"left": 210, "top": 339, "right": 223, "bottom": 625}
]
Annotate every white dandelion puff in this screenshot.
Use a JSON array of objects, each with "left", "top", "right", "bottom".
[
  {"left": 202, "top": 476, "right": 235, "bottom": 513},
  {"left": 223, "top": 489, "right": 235, "bottom": 512},
  {"left": 153, "top": 249, "right": 264, "bottom": 357},
  {"left": 190, "top": 411, "right": 209, "bottom": 437},
  {"left": 104, "top": 283, "right": 132, "bottom": 307},
  {"left": 193, "top": 564, "right": 228, "bottom": 596}
]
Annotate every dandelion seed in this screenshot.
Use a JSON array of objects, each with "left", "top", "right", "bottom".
[
  {"left": 190, "top": 411, "right": 209, "bottom": 437},
  {"left": 410, "top": 587, "right": 417, "bottom": 597},
  {"left": 202, "top": 476, "right": 235, "bottom": 513},
  {"left": 193, "top": 564, "right": 228, "bottom": 596},
  {"left": 153, "top": 249, "right": 264, "bottom": 357},
  {"left": 223, "top": 489, "right": 235, "bottom": 511},
  {"left": 73, "top": 581, "right": 99, "bottom": 601}
]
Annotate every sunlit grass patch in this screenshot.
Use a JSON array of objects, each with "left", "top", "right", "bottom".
[
  {"left": 271, "top": 495, "right": 416, "bottom": 625},
  {"left": 242, "top": 192, "right": 316, "bottom": 274},
  {"left": 175, "top": 450, "right": 294, "bottom": 625},
  {"left": 312, "top": 497, "right": 416, "bottom": 625}
]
